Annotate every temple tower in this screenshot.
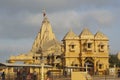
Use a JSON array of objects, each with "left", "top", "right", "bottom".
[
  {"left": 31, "top": 12, "right": 56, "bottom": 53},
  {"left": 9, "top": 12, "right": 62, "bottom": 65}
]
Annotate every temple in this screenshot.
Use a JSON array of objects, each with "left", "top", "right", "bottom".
[
  {"left": 62, "top": 28, "right": 109, "bottom": 75},
  {"left": 8, "top": 12, "right": 109, "bottom": 75}
]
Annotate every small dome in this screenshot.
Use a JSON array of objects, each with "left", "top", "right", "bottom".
[
  {"left": 63, "top": 29, "right": 79, "bottom": 40},
  {"left": 95, "top": 31, "right": 108, "bottom": 40},
  {"left": 79, "top": 28, "right": 94, "bottom": 39}
]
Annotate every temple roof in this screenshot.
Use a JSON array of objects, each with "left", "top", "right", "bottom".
[
  {"left": 31, "top": 14, "right": 60, "bottom": 53},
  {"left": 63, "top": 29, "right": 79, "bottom": 40},
  {"left": 40, "top": 17, "right": 56, "bottom": 42},
  {"left": 79, "top": 28, "right": 94, "bottom": 39},
  {"left": 95, "top": 31, "right": 108, "bottom": 40}
]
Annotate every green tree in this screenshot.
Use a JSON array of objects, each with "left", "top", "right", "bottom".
[{"left": 109, "top": 54, "right": 120, "bottom": 67}]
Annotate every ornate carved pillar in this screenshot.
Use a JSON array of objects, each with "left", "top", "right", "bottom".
[
  {"left": 81, "top": 58, "right": 85, "bottom": 67},
  {"left": 94, "top": 58, "right": 97, "bottom": 73}
]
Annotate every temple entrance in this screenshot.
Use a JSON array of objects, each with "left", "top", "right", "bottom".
[{"left": 84, "top": 57, "right": 94, "bottom": 75}]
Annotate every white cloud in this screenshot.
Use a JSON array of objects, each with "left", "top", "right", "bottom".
[
  {"left": 50, "top": 10, "right": 113, "bottom": 29},
  {"left": 80, "top": 10, "right": 113, "bottom": 27},
  {"left": 24, "top": 13, "right": 42, "bottom": 26},
  {"left": 16, "top": 9, "right": 114, "bottom": 40}
]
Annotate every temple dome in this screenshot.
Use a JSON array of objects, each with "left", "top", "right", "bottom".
[
  {"left": 95, "top": 31, "right": 108, "bottom": 40},
  {"left": 79, "top": 28, "right": 94, "bottom": 39},
  {"left": 63, "top": 29, "right": 79, "bottom": 40}
]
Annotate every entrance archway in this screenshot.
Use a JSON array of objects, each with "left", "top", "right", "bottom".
[{"left": 84, "top": 57, "right": 94, "bottom": 75}]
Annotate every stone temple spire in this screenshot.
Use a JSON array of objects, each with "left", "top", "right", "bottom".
[{"left": 31, "top": 11, "right": 56, "bottom": 53}]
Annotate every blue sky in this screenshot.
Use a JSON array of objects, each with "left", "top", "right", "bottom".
[{"left": 0, "top": 0, "right": 120, "bottom": 62}]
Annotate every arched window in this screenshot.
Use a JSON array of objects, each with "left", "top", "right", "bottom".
[
  {"left": 99, "top": 42, "right": 104, "bottom": 52},
  {"left": 69, "top": 42, "right": 75, "bottom": 52},
  {"left": 85, "top": 39, "right": 92, "bottom": 51},
  {"left": 99, "top": 64, "right": 102, "bottom": 69}
]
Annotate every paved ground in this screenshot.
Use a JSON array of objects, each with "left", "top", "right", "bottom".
[
  {"left": 52, "top": 75, "right": 120, "bottom": 80},
  {"left": 3, "top": 75, "right": 120, "bottom": 80},
  {"left": 92, "top": 75, "right": 120, "bottom": 80}
]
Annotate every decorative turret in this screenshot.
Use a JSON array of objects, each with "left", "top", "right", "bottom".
[
  {"left": 63, "top": 29, "right": 79, "bottom": 40},
  {"left": 79, "top": 28, "right": 94, "bottom": 39},
  {"left": 95, "top": 31, "right": 108, "bottom": 40}
]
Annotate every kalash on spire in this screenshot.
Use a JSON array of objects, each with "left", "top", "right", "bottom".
[
  {"left": 43, "top": 9, "right": 46, "bottom": 17},
  {"left": 31, "top": 10, "right": 61, "bottom": 54}
]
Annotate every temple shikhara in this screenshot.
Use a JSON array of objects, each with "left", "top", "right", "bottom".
[{"left": 8, "top": 12, "right": 109, "bottom": 75}]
